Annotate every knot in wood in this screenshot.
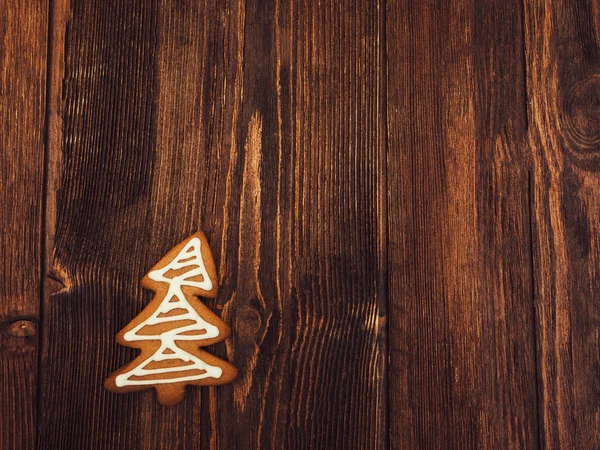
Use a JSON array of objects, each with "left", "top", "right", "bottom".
[
  {"left": 564, "top": 76, "right": 600, "bottom": 151},
  {"left": 234, "top": 306, "right": 262, "bottom": 339},
  {"left": 7, "top": 320, "right": 37, "bottom": 337}
]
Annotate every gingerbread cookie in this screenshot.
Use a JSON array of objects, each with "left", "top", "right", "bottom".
[{"left": 105, "top": 231, "right": 237, "bottom": 405}]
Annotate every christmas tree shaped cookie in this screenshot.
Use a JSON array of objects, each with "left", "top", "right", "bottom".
[{"left": 105, "top": 231, "right": 237, "bottom": 405}]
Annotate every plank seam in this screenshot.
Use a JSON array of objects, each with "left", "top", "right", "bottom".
[
  {"left": 378, "top": 0, "right": 390, "bottom": 447},
  {"left": 38, "top": 0, "right": 58, "bottom": 445},
  {"left": 520, "top": 0, "right": 543, "bottom": 444}
]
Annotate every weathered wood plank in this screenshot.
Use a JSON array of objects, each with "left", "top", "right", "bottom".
[
  {"left": 251, "top": 1, "right": 383, "bottom": 447},
  {"left": 0, "top": 0, "right": 47, "bottom": 448},
  {"left": 38, "top": 0, "right": 384, "bottom": 448},
  {"left": 386, "top": 0, "right": 539, "bottom": 447},
  {"left": 524, "top": 0, "right": 600, "bottom": 448},
  {"left": 38, "top": 0, "right": 163, "bottom": 447}
]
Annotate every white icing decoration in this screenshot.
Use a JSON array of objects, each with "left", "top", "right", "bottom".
[
  {"left": 115, "top": 237, "right": 223, "bottom": 387},
  {"left": 147, "top": 237, "right": 213, "bottom": 291},
  {"left": 115, "top": 343, "right": 222, "bottom": 386}
]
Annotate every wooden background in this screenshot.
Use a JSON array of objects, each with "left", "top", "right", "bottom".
[{"left": 1, "top": 0, "right": 599, "bottom": 448}]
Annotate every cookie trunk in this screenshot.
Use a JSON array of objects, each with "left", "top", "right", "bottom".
[{"left": 155, "top": 385, "right": 186, "bottom": 406}]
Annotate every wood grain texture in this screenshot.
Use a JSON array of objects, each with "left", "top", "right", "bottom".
[
  {"left": 1, "top": 0, "right": 596, "bottom": 447},
  {"left": 37, "top": 0, "right": 384, "bottom": 448},
  {"left": 0, "top": 0, "right": 47, "bottom": 448},
  {"left": 524, "top": 0, "right": 600, "bottom": 448},
  {"left": 386, "top": 0, "right": 539, "bottom": 448}
]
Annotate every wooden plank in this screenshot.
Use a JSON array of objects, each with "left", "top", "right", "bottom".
[
  {"left": 524, "top": 1, "right": 600, "bottom": 448},
  {"left": 386, "top": 0, "right": 539, "bottom": 447},
  {"left": 238, "top": 1, "right": 383, "bottom": 447},
  {"left": 38, "top": 0, "right": 384, "bottom": 448},
  {"left": 0, "top": 0, "right": 48, "bottom": 448}
]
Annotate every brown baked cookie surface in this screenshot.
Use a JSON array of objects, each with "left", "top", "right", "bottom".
[{"left": 105, "top": 231, "right": 237, "bottom": 405}]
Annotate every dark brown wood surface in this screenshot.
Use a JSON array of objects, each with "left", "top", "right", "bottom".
[
  {"left": 36, "top": 0, "right": 384, "bottom": 449},
  {"left": 0, "top": 0, "right": 48, "bottom": 449},
  {"left": 2, "top": 0, "right": 600, "bottom": 448},
  {"left": 386, "top": 0, "right": 539, "bottom": 447},
  {"left": 525, "top": 1, "right": 600, "bottom": 448}
]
